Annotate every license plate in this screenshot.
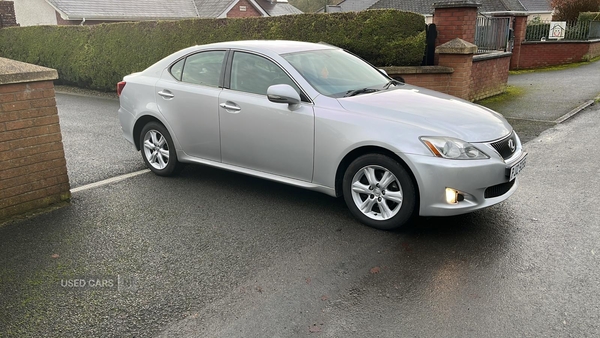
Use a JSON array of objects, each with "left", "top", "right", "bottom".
[{"left": 508, "top": 154, "right": 527, "bottom": 181}]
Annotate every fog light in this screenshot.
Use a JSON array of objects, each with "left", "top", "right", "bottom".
[{"left": 446, "top": 188, "right": 458, "bottom": 204}]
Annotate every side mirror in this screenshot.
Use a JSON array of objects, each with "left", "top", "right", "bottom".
[{"left": 267, "top": 84, "right": 301, "bottom": 105}]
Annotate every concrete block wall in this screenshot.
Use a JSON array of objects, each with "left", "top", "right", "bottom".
[{"left": 0, "top": 59, "right": 70, "bottom": 220}]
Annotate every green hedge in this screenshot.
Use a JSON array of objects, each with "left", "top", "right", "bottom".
[
  {"left": 577, "top": 12, "right": 600, "bottom": 22},
  {"left": 0, "top": 10, "right": 426, "bottom": 92}
]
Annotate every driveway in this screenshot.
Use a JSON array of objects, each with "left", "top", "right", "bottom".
[
  {"left": 55, "top": 93, "right": 145, "bottom": 188},
  {"left": 1, "top": 89, "right": 599, "bottom": 337}
]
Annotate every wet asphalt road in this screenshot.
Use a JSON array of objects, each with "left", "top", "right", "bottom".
[
  {"left": 1, "top": 92, "right": 600, "bottom": 337},
  {"left": 55, "top": 93, "right": 146, "bottom": 188}
]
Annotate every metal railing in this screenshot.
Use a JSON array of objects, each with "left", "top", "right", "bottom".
[
  {"left": 475, "top": 16, "right": 511, "bottom": 54},
  {"left": 525, "top": 20, "right": 596, "bottom": 41},
  {"left": 589, "top": 21, "right": 600, "bottom": 39}
]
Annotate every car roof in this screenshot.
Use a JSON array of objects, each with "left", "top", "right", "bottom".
[
  {"left": 141, "top": 40, "right": 340, "bottom": 78},
  {"left": 198, "top": 40, "right": 338, "bottom": 55}
]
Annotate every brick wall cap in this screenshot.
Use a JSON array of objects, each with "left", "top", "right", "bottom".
[
  {"left": 381, "top": 66, "right": 454, "bottom": 74},
  {"left": 473, "top": 51, "right": 512, "bottom": 62},
  {"left": 0, "top": 57, "right": 58, "bottom": 85},
  {"left": 484, "top": 11, "right": 529, "bottom": 17},
  {"left": 522, "top": 39, "right": 600, "bottom": 45},
  {"left": 436, "top": 38, "right": 477, "bottom": 54},
  {"left": 433, "top": 1, "right": 481, "bottom": 9}
]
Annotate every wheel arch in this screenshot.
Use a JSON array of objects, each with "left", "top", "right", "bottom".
[
  {"left": 133, "top": 115, "right": 166, "bottom": 151},
  {"left": 334, "top": 146, "right": 420, "bottom": 206}
]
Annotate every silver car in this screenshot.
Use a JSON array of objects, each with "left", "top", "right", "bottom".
[{"left": 117, "top": 40, "right": 527, "bottom": 230}]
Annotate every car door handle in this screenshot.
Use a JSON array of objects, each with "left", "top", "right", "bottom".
[
  {"left": 219, "top": 102, "right": 241, "bottom": 112},
  {"left": 158, "top": 90, "right": 175, "bottom": 99}
]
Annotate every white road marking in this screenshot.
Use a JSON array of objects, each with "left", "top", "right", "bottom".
[{"left": 70, "top": 169, "right": 151, "bottom": 193}]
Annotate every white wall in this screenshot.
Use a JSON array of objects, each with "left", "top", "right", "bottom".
[{"left": 12, "top": 0, "right": 57, "bottom": 26}]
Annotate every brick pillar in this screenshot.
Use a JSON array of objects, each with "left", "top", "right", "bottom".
[
  {"left": 433, "top": 1, "right": 480, "bottom": 47},
  {"left": 509, "top": 14, "right": 528, "bottom": 70},
  {"left": 0, "top": 1, "right": 19, "bottom": 28},
  {"left": 1, "top": 58, "right": 71, "bottom": 221},
  {"left": 436, "top": 38, "right": 477, "bottom": 100}
]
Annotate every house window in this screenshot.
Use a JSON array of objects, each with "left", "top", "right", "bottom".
[{"left": 240, "top": 6, "right": 246, "bottom": 12}]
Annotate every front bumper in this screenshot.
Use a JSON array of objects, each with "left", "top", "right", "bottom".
[{"left": 407, "top": 149, "right": 525, "bottom": 217}]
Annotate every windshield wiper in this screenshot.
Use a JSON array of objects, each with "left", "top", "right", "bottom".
[
  {"left": 344, "top": 88, "right": 379, "bottom": 97},
  {"left": 383, "top": 79, "right": 404, "bottom": 90}
]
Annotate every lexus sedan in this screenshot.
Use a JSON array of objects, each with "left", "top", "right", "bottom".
[{"left": 117, "top": 40, "right": 527, "bottom": 230}]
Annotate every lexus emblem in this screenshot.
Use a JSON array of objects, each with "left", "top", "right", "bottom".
[{"left": 508, "top": 139, "right": 516, "bottom": 152}]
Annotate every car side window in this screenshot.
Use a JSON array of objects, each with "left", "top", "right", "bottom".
[
  {"left": 170, "top": 59, "right": 185, "bottom": 81},
  {"left": 179, "top": 51, "right": 226, "bottom": 87},
  {"left": 230, "top": 52, "right": 302, "bottom": 98}
]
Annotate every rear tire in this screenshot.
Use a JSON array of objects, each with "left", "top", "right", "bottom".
[
  {"left": 342, "top": 154, "right": 416, "bottom": 230},
  {"left": 139, "top": 122, "right": 184, "bottom": 176}
]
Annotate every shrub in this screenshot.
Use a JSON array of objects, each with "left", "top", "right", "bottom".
[
  {"left": 552, "top": 0, "right": 600, "bottom": 21},
  {"left": 0, "top": 10, "right": 426, "bottom": 92}
]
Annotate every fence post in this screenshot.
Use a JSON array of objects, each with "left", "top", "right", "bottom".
[
  {"left": 507, "top": 13, "right": 528, "bottom": 70},
  {"left": 433, "top": 1, "right": 481, "bottom": 47},
  {"left": 436, "top": 38, "right": 477, "bottom": 100},
  {"left": 0, "top": 1, "right": 19, "bottom": 28},
  {"left": 0, "top": 58, "right": 71, "bottom": 220}
]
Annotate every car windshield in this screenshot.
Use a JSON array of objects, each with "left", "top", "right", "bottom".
[{"left": 282, "top": 49, "right": 390, "bottom": 98}]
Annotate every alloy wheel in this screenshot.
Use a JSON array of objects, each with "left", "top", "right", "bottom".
[
  {"left": 350, "top": 165, "right": 403, "bottom": 221},
  {"left": 143, "top": 129, "right": 170, "bottom": 170}
]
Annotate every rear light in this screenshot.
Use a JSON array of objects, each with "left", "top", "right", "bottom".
[{"left": 117, "top": 81, "right": 126, "bottom": 96}]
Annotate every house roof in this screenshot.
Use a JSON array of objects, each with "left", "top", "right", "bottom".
[
  {"left": 337, "top": 0, "right": 552, "bottom": 15},
  {"left": 498, "top": 0, "right": 526, "bottom": 12},
  {"left": 519, "top": 0, "right": 553, "bottom": 12},
  {"left": 258, "top": 0, "right": 303, "bottom": 16},
  {"left": 368, "top": 0, "right": 438, "bottom": 15},
  {"left": 46, "top": 0, "right": 198, "bottom": 20},
  {"left": 46, "top": 0, "right": 301, "bottom": 21},
  {"left": 334, "top": 0, "right": 380, "bottom": 12},
  {"left": 194, "top": 0, "right": 239, "bottom": 18}
]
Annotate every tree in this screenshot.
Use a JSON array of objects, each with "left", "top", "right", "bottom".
[{"left": 551, "top": 0, "right": 600, "bottom": 21}]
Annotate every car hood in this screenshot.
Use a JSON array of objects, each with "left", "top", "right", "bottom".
[{"left": 336, "top": 85, "right": 512, "bottom": 142}]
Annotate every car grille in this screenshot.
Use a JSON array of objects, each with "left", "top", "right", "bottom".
[
  {"left": 484, "top": 179, "right": 515, "bottom": 199},
  {"left": 490, "top": 131, "right": 517, "bottom": 160}
]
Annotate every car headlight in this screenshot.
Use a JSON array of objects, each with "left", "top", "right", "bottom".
[{"left": 420, "top": 136, "right": 489, "bottom": 160}]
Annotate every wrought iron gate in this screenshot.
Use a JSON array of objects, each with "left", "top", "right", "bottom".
[{"left": 475, "top": 16, "right": 512, "bottom": 54}]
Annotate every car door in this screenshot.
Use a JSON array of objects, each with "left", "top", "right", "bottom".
[
  {"left": 154, "top": 50, "right": 226, "bottom": 161},
  {"left": 219, "top": 51, "right": 314, "bottom": 182}
]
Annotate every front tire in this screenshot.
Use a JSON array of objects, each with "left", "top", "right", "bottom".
[
  {"left": 342, "top": 154, "right": 416, "bottom": 230},
  {"left": 139, "top": 122, "right": 183, "bottom": 176}
]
